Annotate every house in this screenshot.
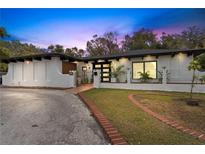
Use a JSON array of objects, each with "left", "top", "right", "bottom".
[{"left": 1, "top": 49, "right": 205, "bottom": 93}]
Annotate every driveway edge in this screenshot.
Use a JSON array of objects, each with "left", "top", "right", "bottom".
[
  {"left": 128, "top": 94, "right": 205, "bottom": 142},
  {"left": 78, "top": 92, "right": 128, "bottom": 145}
]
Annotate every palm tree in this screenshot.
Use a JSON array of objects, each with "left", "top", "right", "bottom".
[{"left": 0, "top": 27, "right": 9, "bottom": 38}]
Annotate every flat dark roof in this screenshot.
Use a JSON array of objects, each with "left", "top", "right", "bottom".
[{"left": 0, "top": 49, "right": 205, "bottom": 63}]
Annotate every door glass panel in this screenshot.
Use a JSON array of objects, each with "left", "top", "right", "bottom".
[
  {"left": 103, "top": 64, "right": 110, "bottom": 67},
  {"left": 102, "top": 73, "right": 109, "bottom": 77},
  {"left": 103, "top": 68, "right": 109, "bottom": 72},
  {"left": 102, "top": 78, "right": 109, "bottom": 82},
  {"left": 95, "top": 64, "right": 101, "bottom": 69}
]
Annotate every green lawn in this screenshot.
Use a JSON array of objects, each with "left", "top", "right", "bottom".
[
  {"left": 133, "top": 91, "right": 205, "bottom": 134},
  {"left": 82, "top": 88, "right": 205, "bottom": 145}
]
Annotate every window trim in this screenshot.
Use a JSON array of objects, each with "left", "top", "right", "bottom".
[{"left": 132, "top": 61, "right": 158, "bottom": 80}]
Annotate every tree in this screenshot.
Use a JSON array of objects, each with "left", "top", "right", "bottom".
[
  {"left": 160, "top": 33, "right": 183, "bottom": 49},
  {"left": 188, "top": 59, "right": 201, "bottom": 101},
  {"left": 121, "top": 28, "right": 160, "bottom": 51},
  {"left": 181, "top": 26, "right": 204, "bottom": 49},
  {"left": 86, "top": 32, "right": 120, "bottom": 56},
  {"left": 48, "top": 44, "right": 64, "bottom": 53},
  {"left": 54, "top": 44, "right": 64, "bottom": 53},
  {"left": 196, "top": 53, "right": 205, "bottom": 70},
  {"left": 0, "top": 27, "right": 9, "bottom": 38},
  {"left": 65, "top": 47, "right": 85, "bottom": 57},
  {"left": 48, "top": 44, "right": 55, "bottom": 52}
]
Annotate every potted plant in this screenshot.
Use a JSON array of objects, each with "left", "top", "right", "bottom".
[
  {"left": 138, "top": 71, "right": 152, "bottom": 82},
  {"left": 111, "top": 65, "right": 125, "bottom": 82}
]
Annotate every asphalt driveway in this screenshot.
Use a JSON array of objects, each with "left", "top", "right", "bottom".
[{"left": 0, "top": 88, "right": 108, "bottom": 145}]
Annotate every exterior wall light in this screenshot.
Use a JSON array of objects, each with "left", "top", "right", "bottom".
[
  {"left": 82, "top": 66, "right": 87, "bottom": 72},
  {"left": 25, "top": 61, "right": 30, "bottom": 64}
]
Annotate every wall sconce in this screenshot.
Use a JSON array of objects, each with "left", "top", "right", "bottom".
[
  {"left": 82, "top": 66, "right": 87, "bottom": 72},
  {"left": 25, "top": 61, "right": 30, "bottom": 64}
]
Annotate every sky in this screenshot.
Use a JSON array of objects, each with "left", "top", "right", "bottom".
[{"left": 0, "top": 8, "right": 205, "bottom": 49}]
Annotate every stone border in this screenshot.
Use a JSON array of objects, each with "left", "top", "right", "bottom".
[
  {"left": 128, "top": 94, "right": 205, "bottom": 142},
  {"left": 78, "top": 92, "right": 128, "bottom": 145}
]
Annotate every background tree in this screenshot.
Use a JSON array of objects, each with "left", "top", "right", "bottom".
[
  {"left": 48, "top": 44, "right": 64, "bottom": 53},
  {"left": 121, "top": 28, "right": 160, "bottom": 51},
  {"left": 48, "top": 44, "right": 55, "bottom": 52},
  {"left": 65, "top": 47, "right": 85, "bottom": 57},
  {"left": 160, "top": 33, "right": 183, "bottom": 49},
  {"left": 181, "top": 26, "right": 204, "bottom": 49},
  {"left": 0, "top": 27, "right": 9, "bottom": 38},
  {"left": 86, "top": 32, "right": 120, "bottom": 56}
]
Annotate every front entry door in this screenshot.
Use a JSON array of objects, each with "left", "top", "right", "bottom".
[{"left": 93, "top": 62, "right": 111, "bottom": 82}]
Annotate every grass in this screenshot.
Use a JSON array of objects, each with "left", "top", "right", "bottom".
[
  {"left": 133, "top": 91, "right": 205, "bottom": 134},
  {"left": 82, "top": 88, "right": 205, "bottom": 145}
]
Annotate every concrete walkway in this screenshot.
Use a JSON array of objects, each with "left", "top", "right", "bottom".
[{"left": 0, "top": 88, "right": 108, "bottom": 145}]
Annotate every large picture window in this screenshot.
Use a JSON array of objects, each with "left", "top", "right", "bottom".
[{"left": 132, "top": 61, "right": 157, "bottom": 79}]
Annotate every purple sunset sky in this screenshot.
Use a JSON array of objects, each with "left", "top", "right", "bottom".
[{"left": 0, "top": 8, "right": 205, "bottom": 49}]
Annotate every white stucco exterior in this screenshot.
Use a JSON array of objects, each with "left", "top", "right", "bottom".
[
  {"left": 90, "top": 52, "right": 205, "bottom": 93},
  {"left": 88, "top": 53, "right": 205, "bottom": 83},
  {"left": 2, "top": 51, "right": 205, "bottom": 92},
  {"left": 2, "top": 57, "right": 76, "bottom": 88}
]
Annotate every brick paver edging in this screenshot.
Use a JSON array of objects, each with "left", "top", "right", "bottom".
[
  {"left": 78, "top": 93, "right": 128, "bottom": 145},
  {"left": 128, "top": 94, "right": 205, "bottom": 142}
]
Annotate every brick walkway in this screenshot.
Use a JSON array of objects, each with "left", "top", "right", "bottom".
[
  {"left": 78, "top": 93, "right": 128, "bottom": 145},
  {"left": 128, "top": 94, "right": 205, "bottom": 142},
  {"left": 66, "top": 84, "right": 93, "bottom": 94}
]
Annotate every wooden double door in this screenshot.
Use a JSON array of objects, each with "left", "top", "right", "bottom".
[{"left": 93, "top": 62, "right": 111, "bottom": 82}]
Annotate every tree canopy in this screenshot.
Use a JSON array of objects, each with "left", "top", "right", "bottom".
[
  {"left": 86, "top": 26, "right": 205, "bottom": 56},
  {"left": 86, "top": 32, "right": 120, "bottom": 56}
]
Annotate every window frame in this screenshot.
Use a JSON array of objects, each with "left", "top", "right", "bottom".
[{"left": 132, "top": 61, "right": 158, "bottom": 80}]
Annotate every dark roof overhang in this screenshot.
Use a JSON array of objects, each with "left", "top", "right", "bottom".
[
  {"left": 0, "top": 53, "right": 82, "bottom": 63},
  {"left": 82, "top": 49, "right": 205, "bottom": 61},
  {"left": 0, "top": 49, "right": 204, "bottom": 63}
]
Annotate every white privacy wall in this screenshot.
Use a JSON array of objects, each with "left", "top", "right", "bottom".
[{"left": 2, "top": 57, "right": 76, "bottom": 88}]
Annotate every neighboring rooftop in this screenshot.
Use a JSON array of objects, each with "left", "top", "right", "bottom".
[{"left": 0, "top": 49, "right": 205, "bottom": 63}]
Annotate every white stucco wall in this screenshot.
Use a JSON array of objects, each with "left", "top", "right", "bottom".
[
  {"left": 92, "top": 53, "right": 205, "bottom": 93},
  {"left": 2, "top": 57, "right": 76, "bottom": 88},
  {"left": 103, "top": 53, "right": 205, "bottom": 83}
]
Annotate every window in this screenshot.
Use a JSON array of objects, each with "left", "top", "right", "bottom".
[
  {"left": 132, "top": 61, "right": 157, "bottom": 79},
  {"left": 145, "top": 62, "right": 157, "bottom": 78},
  {"left": 62, "top": 62, "right": 77, "bottom": 74},
  {"left": 133, "top": 63, "right": 143, "bottom": 79}
]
